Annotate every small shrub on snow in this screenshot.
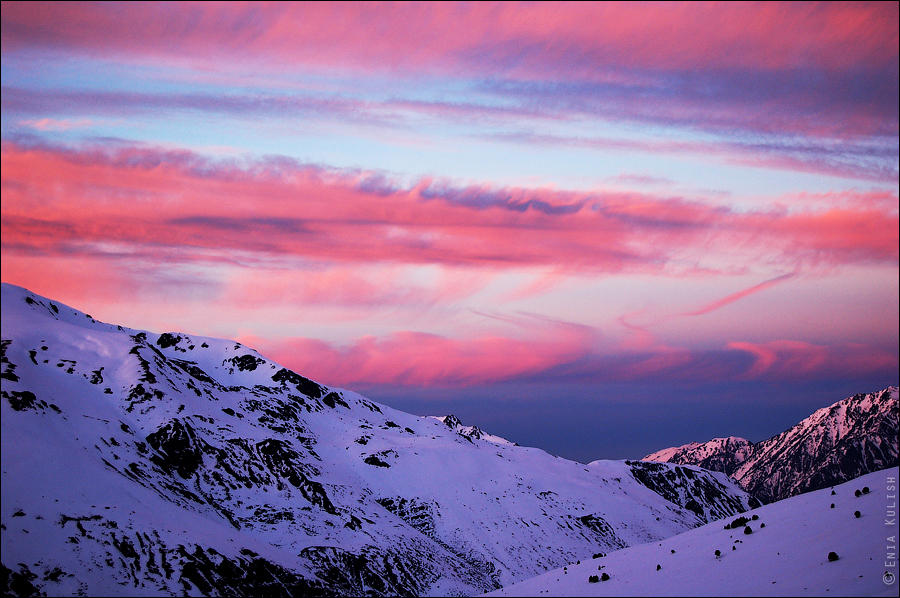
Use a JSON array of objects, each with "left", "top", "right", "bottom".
[
  {"left": 601, "top": 572, "right": 610, "bottom": 581},
  {"left": 855, "top": 489, "right": 862, "bottom": 497},
  {"left": 715, "top": 549, "right": 721, "bottom": 557},
  {"left": 854, "top": 510, "right": 861, "bottom": 518},
  {"left": 743, "top": 525, "right": 752, "bottom": 535},
  {"left": 588, "top": 575, "right": 599, "bottom": 583},
  {"left": 828, "top": 551, "right": 839, "bottom": 562}
]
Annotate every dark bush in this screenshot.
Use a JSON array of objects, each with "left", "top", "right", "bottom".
[
  {"left": 855, "top": 489, "right": 861, "bottom": 497},
  {"left": 760, "top": 522, "right": 766, "bottom": 528},
  {"left": 588, "top": 575, "right": 599, "bottom": 583},
  {"left": 715, "top": 549, "right": 721, "bottom": 557},
  {"left": 830, "top": 503, "right": 835, "bottom": 508},
  {"left": 862, "top": 486, "right": 870, "bottom": 494},
  {"left": 751, "top": 514, "right": 759, "bottom": 520},
  {"left": 656, "top": 564, "right": 661, "bottom": 571},
  {"left": 671, "top": 549, "right": 676, "bottom": 554},
  {"left": 854, "top": 511, "right": 861, "bottom": 518},
  {"left": 729, "top": 516, "right": 750, "bottom": 528},
  {"left": 732, "top": 546, "right": 736, "bottom": 551},
  {"left": 831, "top": 489, "right": 836, "bottom": 495},
  {"left": 743, "top": 525, "right": 752, "bottom": 535},
  {"left": 592, "top": 552, "right": 604, "bottom": 559},
  {"left": 828, "top": 551, "right": 839, "bottom": 562},
  {"left": 601, "top": 572, "right": 610, "bottom": 581}
]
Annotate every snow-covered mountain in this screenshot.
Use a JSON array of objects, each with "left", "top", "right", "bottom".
[
  {"left": 643, "top": 437, "right": 755, "bottom": 476},
  {"left": 643, "top": 387, "right": 898, "bottom": 502},
  {"left": 0, "top": 283, "right": 756, "bottom": 597},
  {"left": 488, "top": 466, "right": 900, "bottom": 597}
]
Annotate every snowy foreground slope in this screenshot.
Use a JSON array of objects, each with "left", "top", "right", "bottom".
[
  {"left": 644, "top": 388, "right": 898, "bottom": 502},
  {"left": 489, "top": 466, "right": 900, "bottom": 597},
  {"left": 0, "top": 284, "right": 756, "bottom": 597}
]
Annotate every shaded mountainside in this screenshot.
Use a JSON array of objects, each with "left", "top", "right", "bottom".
[
  {"left": 0, "top": 284, "right": 756, "bottom": 597},
  {"left": 643, "top": 387, "right": 898, "bottom": 502}
]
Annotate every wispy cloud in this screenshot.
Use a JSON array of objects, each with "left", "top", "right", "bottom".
[
  {"left": 18, "top": 117, "right": 97, "bottom": 131},
  {"left": 480, "top": 131, "right": 898, "bottom": 183}
]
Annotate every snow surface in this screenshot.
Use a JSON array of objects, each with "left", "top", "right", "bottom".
[
  {"left": 488, "top": 466, "right": 900, "bottom": 597},
  {"left": 0, "top": 283, "right": 757, "bottom": 596}
]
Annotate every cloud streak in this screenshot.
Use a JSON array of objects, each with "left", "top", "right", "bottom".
[{"left": 683, "top": 273, "right": 797, "bottom": 317}]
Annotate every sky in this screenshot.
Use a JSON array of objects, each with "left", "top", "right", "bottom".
[{"left": 1, "top": 1, "right": 897, "bottom": 462}]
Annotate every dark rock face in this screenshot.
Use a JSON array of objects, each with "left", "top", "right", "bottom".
[
  {"left": 156, "top": 333, "right": 182, "bottom": 349},
  {"left": 271, "top": 368, "right": 324, "bottom": 399},
  {"left": 626, "top": 461, "right": 759, "bottom": 522},
  {"left": 226, "top": 354, "right": 264, "bottom": 372},
  {"left": 146, "top": 419, "right": 205, "bottom": 479},
  {"left": 322, "top": 392, "right": 350, "bottom": 409},
  {"left": 644, "top": 388, "right": 898, "bottom": 502}
]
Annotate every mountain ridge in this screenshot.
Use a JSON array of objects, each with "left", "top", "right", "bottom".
[{"left": 643, "top": 386, "right": 898, "bottom": 502}]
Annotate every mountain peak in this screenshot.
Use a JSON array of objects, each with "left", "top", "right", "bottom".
[
  {"left": 430, "top": 414, "right": 515, "bottom": 445},
  {"left": 1, "top": 284, "right": 756, "bottom": 596}
]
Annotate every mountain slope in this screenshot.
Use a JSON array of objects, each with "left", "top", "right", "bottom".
[
  {"left": 489, "top": 466, "right": 900, "bottom": 597},
  {"left": 643, "top": 388, "right": 898, "bottom": 502},
  {"left": 734, "top": 388, "right": 898, "bottom": 502},
  {"left": 0, "top": 283, "right": 756, "bottom": 597}
]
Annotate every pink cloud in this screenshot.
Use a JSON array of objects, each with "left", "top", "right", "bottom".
[
  {"left": 240, "top": 322, "right": 595, "bottom": 387},
  {"left": 726, "top": 340, "right": 897, "bottom": 381},
  {"left": 3, "top": 3, "right": 895, "bottom": 76},
  {"left": 2, "top": 142, "right": 896, "bottom": 276}
]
